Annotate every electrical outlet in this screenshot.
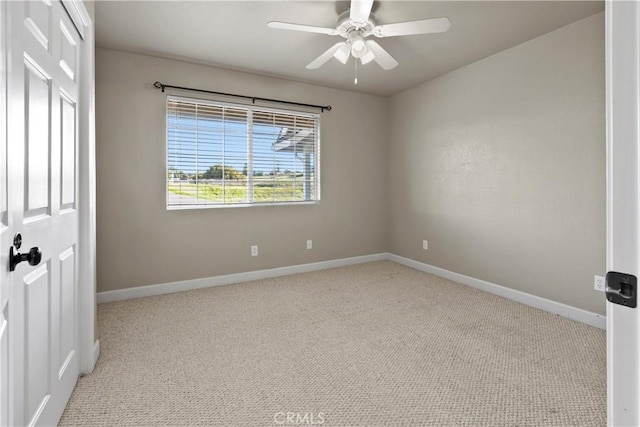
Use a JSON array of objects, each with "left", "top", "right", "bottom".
[
  {"left": 251, "top": 245, "right": 258, "bottom": 257},
  {"left": 306, "top": 240, "right": 312, "bottom": 250},
  {"left": 594, "top": 275, "right": 605, "bottom": 292},
  {"left": 423, "top": 240, "right": 428, "bottom": 250}
]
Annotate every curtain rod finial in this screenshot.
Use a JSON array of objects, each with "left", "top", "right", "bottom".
[{"left": 153, "top": 81, "right": 164, "bottom": 92}]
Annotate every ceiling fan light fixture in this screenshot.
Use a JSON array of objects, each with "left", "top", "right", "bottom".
[
  {"left": 348, "top": 32, "right": 367, "bottom": 58},
  {"left": 333, "top": 43, "right": 351, "bottom": 64},
  {"left": 360, "top": 50, "right": 375, "bottom": 65}
]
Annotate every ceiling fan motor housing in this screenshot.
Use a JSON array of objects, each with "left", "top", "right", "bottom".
[{"left": 336, "top": 10, "right": 376, "bottom": 38}]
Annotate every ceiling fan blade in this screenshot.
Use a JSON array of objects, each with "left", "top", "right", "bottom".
[
  {"left": 306, "top": 42, "right": 347, "bottom": 69},
  {"left": 350, "top": 0, "right": 374, "bottom": 23},
  {"left": 373, "top": 17, "right": 451, "bottom": 38},
  {"left": 365, "top": 40, "right": 398, "bottom": 70},
  {"left": 267, "top": 21, "right": 337, "bottom": 36}
]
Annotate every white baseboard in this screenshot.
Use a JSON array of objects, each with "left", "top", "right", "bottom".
[
  {"left": 96, "top": 252, "right": 605, "bottom": 330},
  {"left": 388, "top": 254, "right": 606, "bottom": 330},
  {"left": 81, "top": 340, "right": 100, "bottom": 376},
  {"left": 97, "top": 253, "right": 388, "bottom": 304}
]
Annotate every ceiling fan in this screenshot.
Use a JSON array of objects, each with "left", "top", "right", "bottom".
[{"left": 267, "top": 0, "right": 451, "bottom": 71}]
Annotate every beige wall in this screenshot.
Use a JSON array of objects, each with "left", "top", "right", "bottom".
[
  {"left": 389, "top": 13, "right": 606, "bottom": 314},
  {"left": 97, "top": 12, "right": 606, "bottom": 316},
  {"left": 96, "top": 49, "right": 389, "bottom": 292}
]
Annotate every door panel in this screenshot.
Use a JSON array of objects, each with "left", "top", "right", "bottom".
[
  {"left": 24, "top": 265, "right": 51, "bottom": 424},
  {"left": 25, "top": 58, "right": 51, "bottom": 215},
  {"left": 24, "top": 1, "right": 51, "bottom": 51},
  {"left": 60, "top": 96, "right": 76, "bottom": 208},
  {"left": 59, "top": 22, "right": 76, "bottom": 81},
  {"left": 59, "top": 246, "right": 75, "bottom": 374},
  {"left": 4, "top": 1, "right": 82, "bottom": 425},
  {"left": 0, "top": 308, "right": 8, "bottom": 427}
]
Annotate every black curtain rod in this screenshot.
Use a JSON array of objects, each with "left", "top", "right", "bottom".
[{"left": 153, "top": 81, "right": 332, "bottom": 112}]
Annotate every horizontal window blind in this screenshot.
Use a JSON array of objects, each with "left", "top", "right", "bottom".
[{"left": 166, "top": 96, "right": 320, "bottom": 208}]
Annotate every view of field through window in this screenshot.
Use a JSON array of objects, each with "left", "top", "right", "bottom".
[{"left": 166, "top": 98, "right": 319, "bottom": 207}]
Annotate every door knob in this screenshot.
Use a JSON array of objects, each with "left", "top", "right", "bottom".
[{"left": 9, "top": 246, "right": 42, "bottom": 272}]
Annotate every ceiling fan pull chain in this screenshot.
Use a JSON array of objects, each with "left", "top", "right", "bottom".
[{"left": 354, "top": 59, "right": 358, "bottom": 85}]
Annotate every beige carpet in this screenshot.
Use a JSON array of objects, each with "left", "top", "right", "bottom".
[{"left": 60, "top": 261, "right": 606, "bottom": 426}]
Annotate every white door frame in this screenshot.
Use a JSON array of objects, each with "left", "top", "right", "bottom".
[
  {"left": 67, "top": 0, "right": 99, "bottom": 376},
  {"left": 606, "top": 0, "right": 640, "bottom": 425}
]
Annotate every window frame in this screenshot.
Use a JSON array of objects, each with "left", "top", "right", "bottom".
[{"left": 165, "top": 95, "right": 321, "bottom": 210}]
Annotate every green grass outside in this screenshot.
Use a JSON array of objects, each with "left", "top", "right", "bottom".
[{"left": 168, "top": 180, "right": 307, "bottom": 203}]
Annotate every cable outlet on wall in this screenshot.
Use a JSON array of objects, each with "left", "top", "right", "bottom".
[
  {"left": 306, "top": 240, "right": 312, "bottom": 250},
  {"left": 594, "top": 275, "right": 605, "bottom": 292},
  {"left": 251, "top": 245, "right": 258, "bottom": 257},
  {"left": 423, "top": 240, "right": 428, "bottom": 250}
]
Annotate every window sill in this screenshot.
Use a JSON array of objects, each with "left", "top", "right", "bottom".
[{"left": 166, "top": 200, "right": 320, "bottom": 210}]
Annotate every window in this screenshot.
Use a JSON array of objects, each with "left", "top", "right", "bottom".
[{"left": 166, "top": 96, "right": 320, "bottom": 208}]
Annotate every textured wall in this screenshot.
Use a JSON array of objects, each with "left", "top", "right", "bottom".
[
  {"left": 97, "top": 13, "right": 606, "bottom": 317},
  {"left": 388, "top": 13, "right": 605, "bottom": 314},
  {"left": 96, "top": 49, "right": 389, "bottom": 292}
]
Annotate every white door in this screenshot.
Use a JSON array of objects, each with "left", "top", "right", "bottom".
[
  {"left": 0, "top": 2, "right": 11, "bottom": 425},
  {"left": 2, "top": 0, "right": 82, "bottom": 425},
  {"left": 606, "top": 0, "right": 640, "bottom": 425}
]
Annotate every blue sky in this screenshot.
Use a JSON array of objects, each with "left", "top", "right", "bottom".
[{"left": 167, "top": 116, "right": 313, "bottom": 175}]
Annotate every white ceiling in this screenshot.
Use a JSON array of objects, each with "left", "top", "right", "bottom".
[{"left": 95, "top": 1, "right": 604, "bottom": 97}]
